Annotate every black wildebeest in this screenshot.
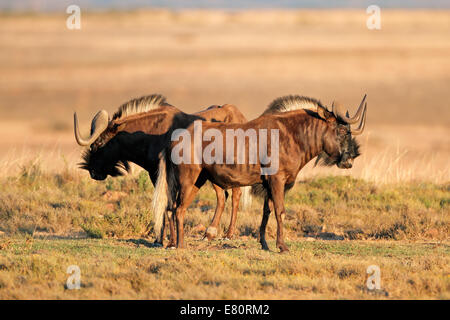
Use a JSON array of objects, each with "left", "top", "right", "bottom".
[
  {"left": 153, "top": 94, "right": 367, "bottom": 252},
  {"left": 73, "top": 94, "right": 251, "bottom": 246}
]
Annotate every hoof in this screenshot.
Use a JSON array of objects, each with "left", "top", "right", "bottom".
[
  {"left": 205, "top": 227, "right": 217, "bottom": 241},
  {"left": 278, "top": 245, "right": 289, "bottom": 254},
  {"left": 260, "top": 241, "right": 270, "bottom": 251},
  {"left": 165, "top": 242, "right": 176, "bottom": 249}
]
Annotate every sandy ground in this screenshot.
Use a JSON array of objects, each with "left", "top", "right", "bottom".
[{"left": 0, "top": 9, "right": 449, "bottom": 182}]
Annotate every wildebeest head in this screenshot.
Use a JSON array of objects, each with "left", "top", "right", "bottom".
[
  {"left": 316, "top": 94, "right": 367, "bottom": 169},
  {"left": 74, "top": 94, "right": 168, "bottom": 180},
  {"left": 74, "top": 110, "right": 130, "bottom": 180}
]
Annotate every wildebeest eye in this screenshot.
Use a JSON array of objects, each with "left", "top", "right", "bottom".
[{"left": 338, "top": 127, "right": 348, "bottom": 135}]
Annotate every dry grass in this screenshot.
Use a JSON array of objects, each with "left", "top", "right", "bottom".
[
  {"left": 0, "top": 236, "right": 448, "bottom": 300},
  {"left": 0, "top": 165, "right": 448, "bottom": 299}
]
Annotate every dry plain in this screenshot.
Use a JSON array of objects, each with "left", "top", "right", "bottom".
[{"left": 0, "top": 9, "right": 449, "bottom": 299}]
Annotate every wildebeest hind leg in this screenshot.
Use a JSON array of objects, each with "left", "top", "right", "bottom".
[
  {"left": 166, "top": 203, "right": 177, "bottom": 248},
  {"left": 175, "top": 168, "right": 206, "bottom": 248},
  {"left": 175, "top": 185, "right": 200, "bottom": 248},
  {"left": 259, "top": 197, "right": 272, "bottom": 250},
  {"left": 149, "top": 213, "right": 165, "bottom": 245}
]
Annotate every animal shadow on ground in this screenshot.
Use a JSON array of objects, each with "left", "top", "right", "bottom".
[
  {"left": 123, "top": 238, "right": 163, "bottom": 248},
  {"left": 31, "top": 231, "right": 89, "bottom": 240},
  {"left": 308, "top": 232, "right": 345, "bottom": 240}
]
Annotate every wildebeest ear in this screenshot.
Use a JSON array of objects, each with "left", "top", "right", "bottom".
[{"left": 317, "top": 106, "right": 335, "bottom": 122}]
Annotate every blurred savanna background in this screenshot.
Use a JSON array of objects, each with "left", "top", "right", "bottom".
[
  {"left": 1, "top": 1, "right": 449, "bottom": 182},
  {"left": 0, "top": 1, "right": 449, "bottom": 299}
]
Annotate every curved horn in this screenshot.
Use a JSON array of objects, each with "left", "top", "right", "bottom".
[
  {"left": 74, "top": 110, "right": 109, "bottom": 146},
  {"left": 332, "top": 94, "right": 367, "bottom": 124},
  {"left": 351, "top": 102, "right": 367, "bottom": 135}
]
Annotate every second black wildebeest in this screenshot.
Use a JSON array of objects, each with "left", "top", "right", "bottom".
[{"left": 153, "top": 94, "right": 367, "bottom": 252}]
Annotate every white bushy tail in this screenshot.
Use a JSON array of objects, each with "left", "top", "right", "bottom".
[
  {"left": 151, "top": 150, "right": 168, "bottom": 241},
  {"left": 241, "top": 186, "right": 252, "bottom": 210}
]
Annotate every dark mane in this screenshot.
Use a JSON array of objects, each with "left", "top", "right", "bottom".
[
  {"left": 263, "top": 95, "right": 326, "bottom": 115},
  {"left": 112, "top": 94, "right": 167, "bottom": 121}
]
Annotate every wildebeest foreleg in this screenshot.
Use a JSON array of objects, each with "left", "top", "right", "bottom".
[
  {"left": 224, "top": 187, "right": 242, "bottom": 239},
  {"left": 270, "top": 178, "right": 289, "bottom": 253}
]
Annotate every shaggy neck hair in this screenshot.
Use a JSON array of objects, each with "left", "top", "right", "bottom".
[
  {"left": 264, "top": 95, "right": 361, "bottom": 167},
  {"left": 263, "top": 95, "right": 326, "bottom": 115},
  {"left": 112, "top": 94, "right": 167, "bottom": 121}
]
